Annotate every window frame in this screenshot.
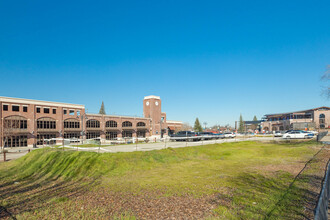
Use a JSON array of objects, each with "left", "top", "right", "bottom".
[
  {"left": 12, "top": 105, "right": 20, "bottom": 112},
  {"left": 3, "top": 104, "right": 8, "bottom": 111}
]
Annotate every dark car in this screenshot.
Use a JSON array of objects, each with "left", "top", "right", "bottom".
[
  {"left": 198, "top": 132, "right": 215, "bottom": 140},
  {"left": 170, "top": 131, "right": 201, "bottom": 142}
]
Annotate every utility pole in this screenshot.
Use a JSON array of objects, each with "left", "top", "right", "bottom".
[
  {"left": 203, "top": 122, "right": 207, "bottom": 130},
  {"left": 78, "top": 111, "right": 88, "bottom": 145}
]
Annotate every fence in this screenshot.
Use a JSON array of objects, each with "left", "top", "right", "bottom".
[
  {"left": 314, "top": 159, "right": 330, "bottom": 220},
  {"left": 317, "top": 131, "right": 328, "bottom": 142}
]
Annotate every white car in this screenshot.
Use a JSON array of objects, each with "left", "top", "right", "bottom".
[
  {"left": 223, "top": 132, "right": 236, "bottom": 138},
  {"left": 274, "top": 131, "right": 283, "bottom": 137},
  {"left": 282, "top": 131, "right": 313, "bottom": 139},
  {"left": 307, "top": 130, "right": 318, "bottom": 135}
]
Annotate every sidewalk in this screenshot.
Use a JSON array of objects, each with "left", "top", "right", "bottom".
[{"left": 0, "top": 146, "right": 35, "bottom": 162}]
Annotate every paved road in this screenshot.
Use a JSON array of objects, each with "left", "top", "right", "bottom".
[{"left": 70, "top": 136, "right": 280, "bottom": 153}]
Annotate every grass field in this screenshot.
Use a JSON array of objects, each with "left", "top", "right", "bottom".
[{"left": 0, "top": 140, "right": 327, "bottom": 219}]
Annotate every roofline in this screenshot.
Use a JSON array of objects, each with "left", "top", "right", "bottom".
[
  {"left": 0, "top": 96, "right": 85, "bottom": 109},
  {"left": 86, "top": 113, "right": 151, "bottom": 120},
  {"left": 264, "top": 106, "right": 330, "bottom": 116},
  {"left": 166, "top": 120, "right": 183, "bottom": 124}
]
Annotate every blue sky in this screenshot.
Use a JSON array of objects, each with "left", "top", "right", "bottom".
[{"left": 0, "top": 0, "right": 329, "bottom": 126}]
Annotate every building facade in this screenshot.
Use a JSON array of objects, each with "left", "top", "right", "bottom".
[
  {"left": 0, "top": 95, "right": 182, "bottom": 147},
  {"left": 261, "top": 107, "right": 330, "bottom": 132}
]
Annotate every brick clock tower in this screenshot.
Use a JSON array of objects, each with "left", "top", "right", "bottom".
[{"left": 143, "top": 95, "right": 165, "bottom": 136}]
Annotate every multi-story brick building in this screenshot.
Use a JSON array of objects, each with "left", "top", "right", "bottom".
[
  {"left": 0, "top": 95, "right": 182, "bottom": 147},
  {"left": 261, "top": 106, "right": 330, "bottom": 132}
]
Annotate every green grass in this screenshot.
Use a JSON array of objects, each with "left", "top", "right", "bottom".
[{"left": 0, "top": 140, "right": 323, "bottom": 219}]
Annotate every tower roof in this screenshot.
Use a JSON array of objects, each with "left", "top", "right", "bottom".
[{"left": 144, "top": 95, "right": 160, "bottom": 100}]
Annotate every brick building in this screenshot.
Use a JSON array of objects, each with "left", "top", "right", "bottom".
[
  {"left": 0, "top": 95, "right": 182, "bottom": 147},
  {"left": 261, "top": 106, "right": 330, "bottom": 132}
]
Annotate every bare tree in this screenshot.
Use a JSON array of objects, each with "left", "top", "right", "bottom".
[
  {"left": 180, "top": 122, "right": 192, "bottom": 131},
  {"left": 322, "top": 65, "right": 330, "bottom": 99}
]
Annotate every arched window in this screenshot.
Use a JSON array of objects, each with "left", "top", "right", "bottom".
[
  {"left": 122, "top": 121, "right": 132, "bottom": 127},
  {"left": 106, "top": 120, "right": 117, "bottom": 128},
  {"left": 137, "top": 122, "right": 146, "bottom": 127},
  {"left": 37, "top": 117, "right": 56, "bottom": 129},
  {"left": 319, "top": 114, "right": 326, "bottom": 128},
  {"left": 86, "top": 119, "right": 100, "bottom": 128},
  {"left": 64, "top": 119, "right": 80, "bottom": 128},
  {"left": 4, "top": 116, "right": 27, "bottom": 129}
]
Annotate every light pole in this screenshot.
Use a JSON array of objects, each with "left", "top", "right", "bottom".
[
  {"left": 203, "top": 122, "right": 207, "bottom": 130},
  {"left": 78, "top": 113, "right": 88, "bottom": 144},
  {"left": 160, "top": 117, "right": 164, "bottom": 139}
]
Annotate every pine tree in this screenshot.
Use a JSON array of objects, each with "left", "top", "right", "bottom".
[
  {"left": 253, "top": 115, "right": 258, "bottom": 121},
  {"left": 194, "top": 118, "right": 203, "bottom": 132},
  {"left": 238, "top": 114, "right": 245, "bottom": 133},
  {"left": 99, "top": 101, "right": 106, "bottom": 114}
]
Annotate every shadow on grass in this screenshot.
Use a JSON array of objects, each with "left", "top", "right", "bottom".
[
  {"left": 213, "top": 172, "right": 321, "bottom": 219},
  {"left": 0, "top": 175, "right": 96, "bottom": 219}
]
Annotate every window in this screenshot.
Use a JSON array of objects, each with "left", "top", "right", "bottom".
[
  {"left": 69, "top": 110, "right": 75, "bottom": 116},
  {"left": 63, "top": 109, "right": 67, "bottom": 115},
  {"left": 86, "top": 132, "right": 100, "bottom": 139},
  {"left": 64, "top": 119, "right": 80, "bottom": 128},
  {"left": 137, "top": 122, "right": 146, "bottom": 127},
  {"left": 20, "top": 120, "right": 27, "bottom": 129},
  {"left": 53, "top": 109, "right": 56, "bottom": 114},
  {"left": 122, "top": 121, "right": 132, "bottom": 127},
  {"left": 3, "top": 105, "right": 8, "bottom": 111},
  {"left": 3, "top": 135, "right": 27, "bottom": 147},
  {"left": 77, "top": 110, "right": 80, "bottom": 116},
  {"left": 64, "top": 132, "right": 80, "bottom": 139},
  {"left": 106, "top": 131, "right": 117, "bottom": 140},
  {"left": 4, "top": 116, "right": 27, "bottom": 129},
  {"left": 37, "top": 133, "right": 56, "bottom": 145},
  {"left": 23, "top": 106, "right": 28, "bottom": 112},
  {"left": 12, "top": 106, "right": 19, "bottom": 112},
  {"left": 36, "top": 107, "right": 41, "bottom": 113},
  {"left": 319, "top": 114, "right": 326, "bottom": 128},
  {"left": 122, "top": 130, "right": 133, "bottom": 138},
  {"left": 44, "top": 108, "right": 50, "bottom": 114},
  {"left": 137, "top": 130, "right": 146, "bottom": 137},
  {"left": 37, "top": 118, "right": 56, "bottom": 129},
  {"left": 86, "top": 120, "right": 100, "bottom": 128},
  {"left": 106, "top": 120, "right": 117, "bottom": 127}
]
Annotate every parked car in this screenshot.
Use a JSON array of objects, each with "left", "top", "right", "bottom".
[
  {"left": 282, "top": 130, "right": 314, "bottom": 139},
  {"left": 170, "top": 131, "right": 201, "bottom": 141},
  {"left": 223, "top": 132, "right": 236, "bottom": 138},
  {"left": 307, "top": 130, "right": 318, "bottom": 135},
  {"left": 213, "top": 133, "right": 225, "bottom": 139},
  {"left": 198, "top": 132, "right": 215, "bottom": 140},
  {"left": 274, "top": 131, "right": 284, "bottom": 137}
]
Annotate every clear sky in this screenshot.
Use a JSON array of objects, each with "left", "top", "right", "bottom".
[{"left": 0, "top": 0, "right": 329, "bottom": 126}]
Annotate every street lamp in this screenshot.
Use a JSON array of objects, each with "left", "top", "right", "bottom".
[
  {"left": 203, "top": 122, "right": 207, "bottom": 130},
  {"left": 77, "top": 112, "right": 88, "bottom": 144},
  {"left": 160, "top": 117, "right": 164, "bottom": 139}
]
